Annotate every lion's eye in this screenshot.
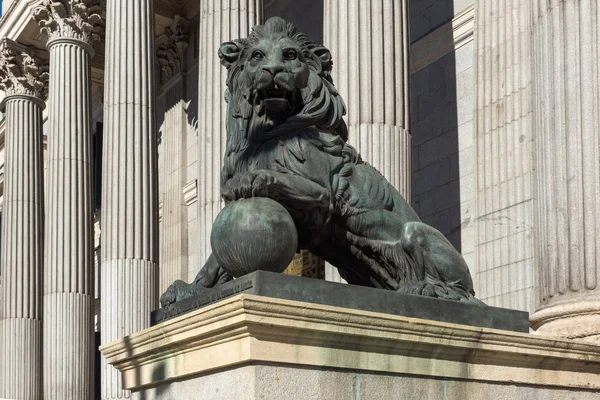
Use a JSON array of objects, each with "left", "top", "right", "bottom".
[
  {"left": 252, "top": 51, "right": 264, "bottom": 60},
  {"left": 284, "top": 49, "right": 297, "bottom": 60}
]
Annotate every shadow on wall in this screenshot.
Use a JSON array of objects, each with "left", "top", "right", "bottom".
[
  {"left": 264, "top": 0, "right": 324, "bottom": 43},
  {"left": 409, "top": 0, "right": 462, "bottom": 252}
]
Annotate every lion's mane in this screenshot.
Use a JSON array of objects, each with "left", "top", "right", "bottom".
[{"left": 219, "top": 17, "right": 350, "bottom": 186}]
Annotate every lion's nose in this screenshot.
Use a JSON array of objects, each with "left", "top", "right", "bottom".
[{"left": 263, "top": 64, "right": 284, "bottom": 76}]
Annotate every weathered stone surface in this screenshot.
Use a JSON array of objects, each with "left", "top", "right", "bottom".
[
  {"left": 117, "top": 365, "right": 600, "bottom": 400},
  {"left": 154, "top": 271, "right": 528, "bottom": 332}
]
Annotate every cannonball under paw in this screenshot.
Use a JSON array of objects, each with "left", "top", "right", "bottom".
[{"left": 210, "top": 197, "right": 298, "bottom": 278}]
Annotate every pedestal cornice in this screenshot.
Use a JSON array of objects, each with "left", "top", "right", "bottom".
[{"left": 101, "top": 294, "right": 600, "bottom": 392}]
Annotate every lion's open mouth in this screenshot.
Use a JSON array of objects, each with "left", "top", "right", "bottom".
[
  {"left": 262, "top": 88, "right": 288, "bottom": 99},
  {"left": 257, "top": 88, "right": 295, "bottom": 114}
]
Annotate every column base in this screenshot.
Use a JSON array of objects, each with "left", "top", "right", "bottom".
[
  {"left": 531, "top": 299, "right": 600, "bottom": 343},
  {"left": 101, "top": 294, "right": 600, "bottom": 399}
]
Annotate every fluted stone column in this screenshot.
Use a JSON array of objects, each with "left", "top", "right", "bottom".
[
  {"left": 473, "top": 0, "right": 535, "bottom": 311},
  {"left": 197, "top": 0, "right": 263, "bottom": 266},
  {"left": 530, "top": 0, "right": 600, "bottom": 342},
  {"left": 33, "top": 1, "right": 103, "bottom": 398},
  {"left": 0, "top": 39, "right": 48, "bottom": 400},
  {"left": 157, "top": 16, "right": 190, "bottom": 293},
  {"left": 100, "top": 0, "right": 159, "bottom": 398},
  {"left": 323, "top": 0, "right": 411, "bottom": 282},
  {"left": 324, "top": 0, "right": 411, "bottom": 198}
]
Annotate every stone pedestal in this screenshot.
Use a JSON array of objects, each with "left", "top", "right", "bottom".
[
  {"left": 0, "top": 39, "right": 47, "bottom": 400},
  {"left": 530, "top": 0, "right": 600, "bottom": 342},
  {"left": 102, "top": 294, "right": 600, "bottom": 400}
]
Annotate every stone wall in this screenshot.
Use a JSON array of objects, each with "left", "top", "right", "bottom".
[{"left": 140, "top": 365, "right": 600, "bottom": 400}]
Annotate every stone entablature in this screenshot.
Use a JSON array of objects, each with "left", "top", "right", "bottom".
[
  {"left": 34, "top": 0, "right": 104, "bottom": 45},
  {"left": 0, "top": 39, "right": 48, "bottom": 99}
]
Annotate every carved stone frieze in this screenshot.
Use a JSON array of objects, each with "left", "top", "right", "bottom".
[
  {"left": 33, "top": 0, "right": 105, "bottom": 45},
  {"left": 0, "top": 39, "right": 49, "bottom": 99},
  {"left": 156, "top": 15, "right": 190, "bottom": 82}
]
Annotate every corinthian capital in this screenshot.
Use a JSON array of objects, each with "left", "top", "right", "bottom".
[
  {"left": 157, "top": 15, "right": 190, "bottom": 83},
  {"left": 0, "top": 39, "right": 49, "bottom": 99},
  {"left": 34, "top": 0, "right": 105, "bottom": 45}
]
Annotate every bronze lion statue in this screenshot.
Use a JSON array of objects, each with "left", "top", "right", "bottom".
[{"left": 161, "top": 17, "right": 480, "bottom": 307}]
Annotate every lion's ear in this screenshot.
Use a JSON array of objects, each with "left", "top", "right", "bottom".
[
  {"left": 219, "top": 41, "right": 242, "bottom": 68},
  {"left": 312, "top": 45, "right": 333, "bottom": 72}
]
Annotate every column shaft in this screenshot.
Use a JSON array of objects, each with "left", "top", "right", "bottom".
[
  {"left": 43, "top": 38, "right": 95, "bottom": 399},
  {"left": 101, "top": 0, "right": 159, "bottom": 398},
  {"left": 324, "top": 0, "right": 411, "bottom": 198},
  {"left": 197, "top": 0, "right": 263, "bottom": 266},
  {"left": 473, "top": 0, "right": 535, "bottom": 311},
  {"left": 0, "top": 96, "right": 44, "bottom": 400},
  {"left": 531, "top": 0, "right": 600, "bottom": 341}
]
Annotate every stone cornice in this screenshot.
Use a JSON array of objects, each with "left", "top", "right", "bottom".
[
  {"left": 33, "top": 0, "right": 105, "bottom": 45},
  {"left": 0, "top": 39, "right": 49, "bottom": 99},
  {"left": 101, "top": 294, "right": 600, "bottom": 391},
  {"left": 0, "top": 0, "right": 43, "bottom": 42},
  {"left": 156, "top": 15, "right": 190, "bottom": 83}
]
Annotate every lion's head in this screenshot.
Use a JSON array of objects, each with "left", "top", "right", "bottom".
[{"left": 218, "top": 17, "right": 348, "bottom": 184}]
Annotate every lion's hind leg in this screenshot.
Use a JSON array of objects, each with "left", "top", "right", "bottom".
[{"left": 400, "top": 222, "right": 480, "bottom": 302}]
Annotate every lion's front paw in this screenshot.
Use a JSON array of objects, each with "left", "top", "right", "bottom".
[
  {"left": 222, "top": 171, "right": 280, "bottom": 201},
  {"left": 222, "top": 172, "right": 257, "bottom": 201},
  {"left": 160, "top": 280, "right": 191, "bottom": 308},
  {"left": 251, "top": 171, "right": 278, "bottom": 197}
]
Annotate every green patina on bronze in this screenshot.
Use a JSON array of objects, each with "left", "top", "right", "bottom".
[{"left": 161, "top": 17, "right": 483, "bottom": 308}]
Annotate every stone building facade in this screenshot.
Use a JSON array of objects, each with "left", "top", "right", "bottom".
[{"left": 0, "top": 0, "right": 599, "bottom": 399}]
